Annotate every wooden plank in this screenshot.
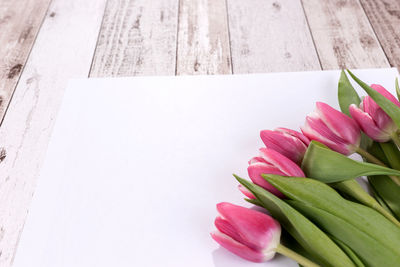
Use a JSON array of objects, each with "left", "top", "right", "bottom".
[
  {"left": 0, "top": 0, "right": 107, "bottom": 265},
  {"left": 90, "top": 0, "right": 179, "bottom": 77},
  {"left": 360, "top": 0, "right": 400, "bottom": 69},
  {"left": 301, "top": 0, "right": 389, "bottom": 69},
  {"left": 176, "top": 0, "right": 232, "bottom": 75},
  {"left": 226, "top": 0, "right": 320, "bottom": 73},
  {"left": 0, "top": 0, "right": 52, "bottom": 124}
]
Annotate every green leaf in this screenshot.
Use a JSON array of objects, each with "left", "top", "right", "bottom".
[
  {"left": 244, "top": 198, "right": 263, "bottom": 207},
  {"left": 337, "top": 70, "right": 373, "bottom": 150},
  {"left": 288, "top": 200, "right": 400, "bottom": 266},
  {"left": 379, "top": 141, "right": 400, "bottom": 170},
  {"left": 347, "top": 69, "right": 400, "bottom": 129},
  {"left": 369, "top": 180, "right": 396, "bottom": 216},
  {"left": 329, "top": 235, "right": 366, "bottom": 267},
  {"left": 369, "top": 175, "right": 400, "bottom": 220},
  {"left": 338, "top": 70, "right": 361, "bottom": 116},
  {"left": 235, "top": 175, "right": 355, "bottom": 267},
  {"left": 367, "top": 141, "right": 390, "bottom": 165},
  {"left": 396, "top": 77, "right": 400, "bottom": 101},
  {"left": 330, "top": 179, "right": 394, "bottom": 222},
  {"left": 360, "top": 133, "right": 373, "bottom": 152},
  {"left": 263, "top": 175, "right": 400, "bottom": 258},
  {"left": 365, "top": 141, "right": 400, "bottom": 220},
  {"left": 302, "top": 141, "right": 400, "bottom": 183},
  {"left": 280, "top": 230, "right": 320, "bottom": 267},
  {"left": 332, "top": 179, "right": 400, "bottom": 227}
]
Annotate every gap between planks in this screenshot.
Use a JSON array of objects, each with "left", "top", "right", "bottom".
[
  {"left": 0, "top": 0, "right": 52, "bottom": 125},
  {"left": 301, "top": 0, "right": 390, "bottom": 69},
  {"left": 0, "top": 0, "right": 107, "bottom": 266},
  {"left": 359, "top": 0, "right": 400, "bottom": 70}
]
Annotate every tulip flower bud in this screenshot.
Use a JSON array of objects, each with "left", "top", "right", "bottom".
[
  {"left": 301, "top": 102, "right": 361, "bottom": 155},
  {"left": 247, "top": 148, "right": 305, "bottom": 198},
  {"left": 260, "top": 128, "right": 310, "bottom": 164},
  {"left": 349, "top": 84, "right": 400, "bottom": 142},
  {"left": 211, "top": 202, "right": 281, "bottom": 262},
  {"left": 238, "top": 184, "right": 256, "bottom": 199}
]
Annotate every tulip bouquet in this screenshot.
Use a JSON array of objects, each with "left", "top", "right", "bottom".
[{"left": 211, "top": 70, "right": 400, "bottom": 266}]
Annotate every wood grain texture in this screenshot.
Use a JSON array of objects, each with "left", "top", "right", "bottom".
[
  {"left": 226, "top": 0, "right": 320, "bottom": 73},
  {"left": 90, "top": 0, "right": 178, "bottom": 77},
  {"left": 0, "top": 0, "right": 107, "bottom": 265},
  {"left": 302, "top": 0, "right": 389, "bottom": 69},
  {"left": 176, "top": 0, "right": 232, "bottom": 75},
  {"left": 0, "top": 0, "right": 52, "bottom": 124},
  {"left": 360, "top": 0, "right": 400, "bottom": 69}
]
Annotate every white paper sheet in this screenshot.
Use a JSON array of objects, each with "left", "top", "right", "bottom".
[{"left": 13, "top": 68, "right": 399, "bottom": 267}]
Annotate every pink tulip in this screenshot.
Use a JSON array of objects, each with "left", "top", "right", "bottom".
[
  {"left": 260, "top": 128, "right": 310, "bottom": 164},
  {"left": 349, "top": 84, "right": 399, "bottom": 142},
  {"left": 211, "top": 202, "right": 281, "bottom": 262},
  {"left": 247, "top": 148, "right": 305, "bottom": 198},
  {"left": 238, "top": 184, "right": 256, "bottom": 199},
  {"left": 301, "top": 102, "right": 361, "bottom": 155}
]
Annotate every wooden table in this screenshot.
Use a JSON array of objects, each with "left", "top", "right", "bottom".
[{"left": 0, "top": 0, "right": 399, "bottom": 265}]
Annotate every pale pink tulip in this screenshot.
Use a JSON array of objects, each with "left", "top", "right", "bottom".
[
  {"left": 211, "top": 202, "right": 281, "bottom": 262},
  {"left": 301, "top": 102, "right": 361, "bottom": 155},
  {"left": 238, "top": 185, "right": 256, "bottom": 199},
  {"left": 260, "top": 128, "right": 310, "bottom": 164},
  {"left": 247, "top": 148, "right": 305, "bottom": 198},
  {"left": 349, "top": 84, "right": 399, "bottom": 142}
]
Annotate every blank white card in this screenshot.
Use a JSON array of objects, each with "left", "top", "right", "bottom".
[{"left": 13, "top": 68, "right": 399, "bottom": 267}]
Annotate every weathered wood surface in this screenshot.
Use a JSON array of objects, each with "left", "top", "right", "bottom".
[
  {"left": 227, "top": 0, "right": 320, "bottom": 73},
  {"left": 302, "top": 0, "right": 389, "bottom": 69},
  {"left": 360, "top": 0, "right": 400, "bottom": 69},
  {"left": 0, "top": 0, "right": 52, "bottom": 124},
  {"left": 176, "top": 0, "right": 232, "bottom": 75},
  {"left": 0, "top": 0, "right": 107, "bottom": 266},
  {"left": 90, "top": 0, "right": 179, "bottom": 77}
]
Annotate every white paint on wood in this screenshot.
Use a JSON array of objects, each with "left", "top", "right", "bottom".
[
  {"left": 176, "top": 0, "right": 232, "bottom": 75},
  {"left": 360, "top": 0, "right": 400, "bottom": 69},
  {"left": 227, "top": 0, "right": 320, "bottom": 73},
  {"left": 0, "top": 0, "right": 52, "bottom": 123},
  {"left": 302, "top": 0, "right": 389, "bottom": 69},
  {"left": 0, "top": 0, "right": 107, "bottom": 266},
  {"left": 90, "top": 0, "right": 179, "bottom": 77}
]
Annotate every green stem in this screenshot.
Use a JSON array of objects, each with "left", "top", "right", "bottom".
[
  {"left": 276, "top": 244, "right": 320, "bottom": 267},
  {"left": 356, "top": 147, "right": 400, "bottom": 186},
  {"left": 391, "top": 132, "right": 400, "bottom": 149},
  {"left": 333, "top": 179, "right": 400, "bottom": 227}
]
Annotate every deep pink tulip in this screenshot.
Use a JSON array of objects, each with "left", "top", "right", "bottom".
[
  {"left": 260, "top": 128, "right": 310, "bottom": 164},
  {"left": 238, "top": 185, "right": 256, "bottom": 199},
  {"left": 349, "top": 84, "right": 400, "bottom": 142},
  {"left": 211, "top": 202, "right": 281, "bottom": 262},
  {"left": 247, "top": 148, "right": 305, "bottom": 198},
  {"left": 301, "top": 102, "right": 361, "bottom": 155}
]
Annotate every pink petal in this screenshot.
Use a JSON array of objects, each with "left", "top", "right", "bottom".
[
  {"left": 260, "top": 130, "right": 307, "bottom": 164},
  {"left": 363, "top": 95, "right": 396, "bottom": 134},
  {"left": 248, "top": 156, "right": 270, "bottom": 165},
  {"left": 247, "top": 162, "right": 286, "bottom": 198},
  {"left": 315, "top": 102, "right": 360, "bottom": 145},
  {"left": 259, "top": 148, "right": 305, "bottom": 177},
  {"left": 371, "top": 84, "right": 400, "bottom": 108},
  {"left": 363, "top": 95, "right": 380, "bottom": 117},
  {"left": 349, "top": 104, "right": 391, "bottom": 142},
  {"left": 211, "top": 232, "right": 267, "bottom": 262},
  {"left": 302, "top": 116, "right": 352, "bottom": 155},
  {"left": 238, "top": 184, "right": 256, "bottom": 199},
  {"left": 215, "top": 217, "right": 246, "bottom": 244},
  {"left": 216, "top": 202, "right": 281, "bottom": 252},
  {"left": 276, "top": 127, "right": 310, "bottom": 145}
]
